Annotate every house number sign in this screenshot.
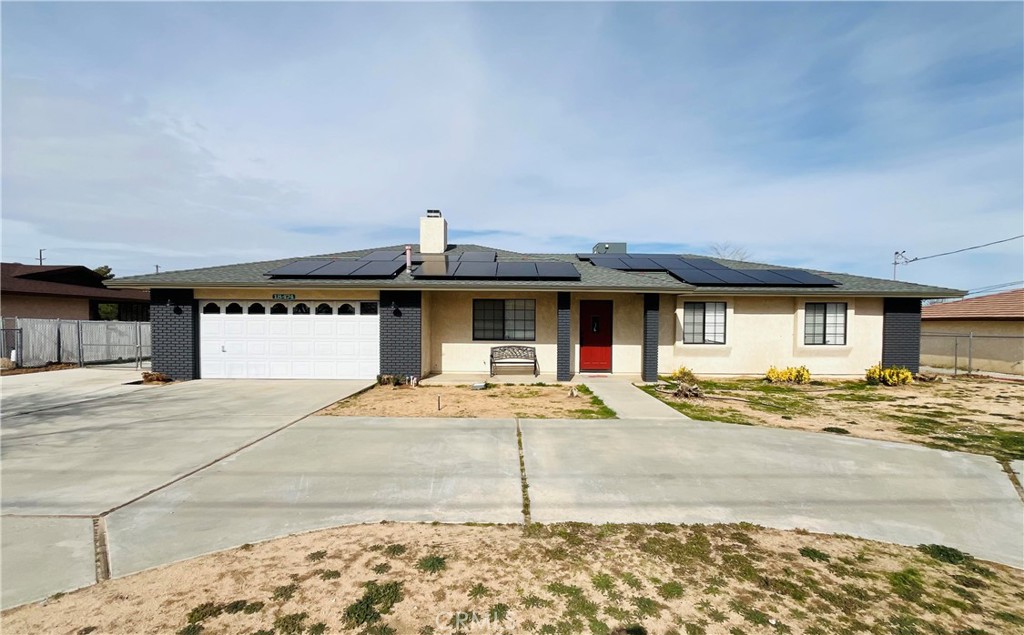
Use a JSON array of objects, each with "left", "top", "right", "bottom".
[{"left": 272, "top": 293, "right": 296, "bottom": 301}]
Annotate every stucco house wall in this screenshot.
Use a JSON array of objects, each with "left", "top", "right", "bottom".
[
  {"left": 1, "top": 294, "right": 91, "bottom": 320},
  {"left": 921, "top": 320, "right": 1024, "bottom": 375},
  {"left": 666, "top": 296, "right": 885, "bottom": 377}
]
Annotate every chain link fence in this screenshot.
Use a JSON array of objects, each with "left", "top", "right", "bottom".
[
  {"left": 1, "top": 317, "right": 151, "bottom": 369},
  {"left": 921, "top": 332, "right": 1024, "bottom": 376}
]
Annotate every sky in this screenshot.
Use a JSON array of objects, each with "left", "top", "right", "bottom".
[{"left": 2, "top": 2, "right": 1022, "bottom": 293}]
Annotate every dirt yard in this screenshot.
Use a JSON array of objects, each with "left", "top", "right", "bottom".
[
  {"left": 0, "top": 363, "right": 77, "bottom": 377},
  {"left": 4, "top": 522, "right": 1022, "bottom": 635},
  {"left": 642, "top": 376, "right": 1024, "bottom": 461},
  {"left": 320, "top": 383, "right": 616, "bottom": 419}
]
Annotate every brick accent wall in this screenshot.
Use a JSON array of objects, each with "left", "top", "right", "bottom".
[
  {"left": 380, "top": 290, "right": 422, "bottom": 377},
  {"left": 557, "top": 292, "right": 571, "bottom": 381},
  {"left": 882, "top": 297, "right": 922, "bottom": 372},
  {"left": 151, "top": 289, "right": 199, "bottom": 380},
  {"left": 642, "top": 293, "right": 659, "bottom": 382}
]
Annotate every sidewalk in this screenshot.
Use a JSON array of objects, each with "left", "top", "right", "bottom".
[{"left": 579, "top": 375, "right": 688, "bottom": 419}]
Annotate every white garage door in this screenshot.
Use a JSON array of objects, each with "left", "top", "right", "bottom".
[{"left": 199, "top": 300, "right": 379, "bottom": 379}]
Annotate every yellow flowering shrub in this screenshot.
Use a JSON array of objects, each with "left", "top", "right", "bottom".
[
  {"left": 866, "top": 364, "right": 913, "bottom": 386},
  {"left": 670, "top": 366, "right": 698, "bottom": 385},
  {"left": 765, "top": 365, "right": 812, "bottom": 384}
]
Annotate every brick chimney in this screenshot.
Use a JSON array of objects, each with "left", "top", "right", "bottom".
[{"left": 419, "top": 209, "right": 448, "bottom": 254}]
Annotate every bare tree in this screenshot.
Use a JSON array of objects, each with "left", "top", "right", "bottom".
[{"left": 709, "top": 242, "right": 752, "bottom": 262}]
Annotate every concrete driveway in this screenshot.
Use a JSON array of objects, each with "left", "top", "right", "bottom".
[
  {"left": 522, "top": 418, "right": 1024, "bottom": 568},
  {"left": 1, "top": 370, "right": 374, "bottom": 608}
]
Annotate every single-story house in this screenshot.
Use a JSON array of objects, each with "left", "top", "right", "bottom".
[
  {"left": 1, "top": 262, "right": 150, "bottom": 322},
  {"left": 921, "top": 289, "right": 1024, "bottom": 375},
  {"left": 108, "top": 211, "right": 963, "bottom": 382}
]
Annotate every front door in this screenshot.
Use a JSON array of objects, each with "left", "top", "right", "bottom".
[{"left": 580, "top": 300, "right": 613, "bottom": 372}]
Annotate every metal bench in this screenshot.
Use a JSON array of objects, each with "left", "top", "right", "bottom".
[{"left": 490, "top": 345, "right": 538, "bottom": 377}]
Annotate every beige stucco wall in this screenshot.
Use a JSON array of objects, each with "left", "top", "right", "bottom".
[
  {"left": 921, "top": 320, "right": 1024, "bottom": 375},
  {"left": 0, "top": 294, "right": 90, "bottom": 320},
  {"left": 665, "top": 296, "right": 885, "bottom": 377},
  {"left": 194, "top": 288, "right": 379, "bottom": 301},
  {"left": 424, "top": 291, "right": 559, "bottom": 375}
]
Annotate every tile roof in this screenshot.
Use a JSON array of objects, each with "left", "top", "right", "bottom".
[
  {"left": 107, "top": 243, "right": 964, "bottom": 298},
  {"left": 922, "top": 289, "right": 1024, "bottom": 320},
  {"left": 2, "top": 262, "right": 149, "bottom": 302}
]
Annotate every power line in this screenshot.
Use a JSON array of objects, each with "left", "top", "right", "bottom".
[
  {"left": 892, "top": 234, "right": 1024, "bottom": 279},
  {"left": 966, "top": 280, "right": 1024, "bottom": 296}
]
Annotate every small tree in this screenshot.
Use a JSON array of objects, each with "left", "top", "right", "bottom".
[
  {"left": 93, "top": 265, "right": 115, "bottom": 280},
  {"left": 709, "top": 242, "right": 751, "bottom": 262}
]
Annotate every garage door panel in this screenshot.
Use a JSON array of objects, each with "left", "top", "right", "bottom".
[{"left": 201, "top": 308, "right": 379, "bottom": 380}]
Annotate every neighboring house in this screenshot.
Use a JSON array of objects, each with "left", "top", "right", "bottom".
[
  {"left": 1, "top": 263, "right": 150, "bottom": 321},
  {"left": 921, "top": 289, "right": 1024, "bottom": 376},
  {"left": 108, "top": 211, "right": 962, "bottom": 382}
]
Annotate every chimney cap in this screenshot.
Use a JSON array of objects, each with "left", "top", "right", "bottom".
[{"left": 426, "top": 209, "right": 442, "bottom": 218}]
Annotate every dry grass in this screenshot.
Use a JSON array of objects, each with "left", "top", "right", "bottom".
[
  {"left": 319, "top": 383, "right": 616, "bottom": 419},
  {"left": 4, "top": 522, "right": 1022, "bottom": 635},
  {"left": 642, "top": 376, "right": 1024, "bottom": 461}
]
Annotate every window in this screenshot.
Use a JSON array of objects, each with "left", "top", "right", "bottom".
[
  {"left": 202, "top": 302, "right": 220, "bottom": 314},
  {"left": 338, "top": 303, "right": 356, "bottom": 315},
  {"left": 293, "top": 303, "right": 310, "bottom": 315},
  {"left": 473, "top": 299, "right": 536, "bottom": 341},
  {"left": 248, "top": 303, "right": 265, "bottom": 314},
  {"left": 225, "top": 302, "right": 243, "bottom": 314},
  {"left": 360, "top": 301, "right": 378, "bottom": 315},
  {"left": 805, "top": 302, "right": 847, "bottom": 345},
  {"left": 270, "top": 303, "right": 288, "bottom": 315},
  {"left": 682, "top": 302, "right": 726, "bottom": 344},
  {"left": 315, "top": 303, "right": 333, "bottom": 315}
]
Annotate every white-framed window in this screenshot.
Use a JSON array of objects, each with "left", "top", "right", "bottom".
[
  {"left": 682, "top": 302, "right": 726, "bottom": 344},
  {"left": 805, "top": 302, "right": 847, "bottom": 345},
  {"left": 473, "top": 299, "right": 536, "bottom": 341}
]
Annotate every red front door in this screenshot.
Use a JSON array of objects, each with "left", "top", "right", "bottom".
[{"left": 580, "top": 300, "right": 613, "bottom": 371}]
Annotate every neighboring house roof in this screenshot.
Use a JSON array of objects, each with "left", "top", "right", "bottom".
[
  {"left": 922, "top": 289, "right": 1024, "bottom": 321},
  {"left": 1, "top": 263, "right": 149, "bottom": 302},
  {"left": 107, "top": 243, "right": 964, "bottom": 298}
]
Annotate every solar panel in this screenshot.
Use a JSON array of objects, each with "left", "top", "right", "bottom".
[
  {"left": 536, "top": 262, "right": 581, "bottom": 280},
  {"left": 742, "top": 269, "right": 804, "bottom": 285},
  {"left": 496, "top": 262, "right": 539, "bottom": 278},
  {"left": 651, "top": 256, "right": 688, "bottom": 269},
  {"left": 705, "top": 269, "right": 763, "bottom": 284},
  {"left": 453, "top": 262, "right": 498, "bottom": 278},
  {"left": 590, "top": 257, "right": 631, "bottom": 270},
  {"left": 347, "top": 260, "right": 405, "bottom": 277},
  {"left": 773, "top": 269, "right": 838, "bottom": 286},
  {"left": 306, "top": 260, "right": 367, "bottom": 277},
  {"left": 459, "top": 251, "right": 497, "bottom": 262},
  {"left": 411, "top": 261, "right": 458, "bottom": 277},
  {"left": 623, "top": 257, "right": 661, "bottom": 270},
  {"left": 679, "top": 257, "right": 729, "bottom": 270},
  {"left": 265, "top": 259, "right": 333, "bottom": 276},
  {"left": 361, "top": 251, "right": 404, "bottom": 261},
  {"left": 666, "top": 269, "right": 726, "bottom": 284}
]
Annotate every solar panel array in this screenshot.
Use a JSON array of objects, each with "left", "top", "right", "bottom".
[
  {"left": 265, "top": 250, "right": 581, "bottom": 281},
  {"left": 576, "top": 254, "right": 838, "bottom": 287}
]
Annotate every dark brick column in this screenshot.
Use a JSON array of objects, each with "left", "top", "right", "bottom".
[
  {"left": 642, "top": 294, "right": 659, "bottom": 382},
  {"left": 150, "top": 289, "right": 199, "bottom": 380},
  {"left": 556, "top": 292, "right": 571, "bottom": 381},
  {"left": 882, "top": 297, "right": 922, "bottom": 372},
  {"left": 380, "top": 290, "right": 422, "bottom": 377}
]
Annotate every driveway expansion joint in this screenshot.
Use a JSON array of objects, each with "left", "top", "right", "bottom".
[{"left": 92, "top": 517, "right": 110, "bottom": 582}]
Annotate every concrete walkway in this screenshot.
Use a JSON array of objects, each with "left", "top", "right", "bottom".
[
  {"left": 522, "top": 418, "right": 1024, "bottom": 568},
  {"left": 580, "top": 375, "right": 688, "bottom": 419}
]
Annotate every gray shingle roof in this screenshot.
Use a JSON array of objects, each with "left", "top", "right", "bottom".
[{"left": 108, "top": 243, "right": 964, "bottom": 298}]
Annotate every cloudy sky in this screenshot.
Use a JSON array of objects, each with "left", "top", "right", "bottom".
[{"left": 3, "top": 2, "right": 1021, "bottom": 293}]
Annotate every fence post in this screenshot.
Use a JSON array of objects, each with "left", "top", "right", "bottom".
[
  {"left": 56, "top": 319, "right": 62, "bottom": 364},
  {"left": 77, "top": 320, "right": 85, "bottom": 367},
  {"left": 968, "top": 332, "right": 973, "bottom": 376},
  {"left": 136, "top": 321, "right": 143, "bottom": 370}
]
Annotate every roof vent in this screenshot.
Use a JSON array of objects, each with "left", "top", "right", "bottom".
[{"left": 592, "top": 242, "right": 627, "bottom": 254}]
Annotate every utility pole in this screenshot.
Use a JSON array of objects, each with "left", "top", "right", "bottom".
[
  {"left": 892, "top": 250, "right": 907, "bottom": 280},
  {"left": 37, "top": 249, "right": 45, "bottom": 266},
  {"left": 155, "top": 265, "right": 161, "bottom": 273}
]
